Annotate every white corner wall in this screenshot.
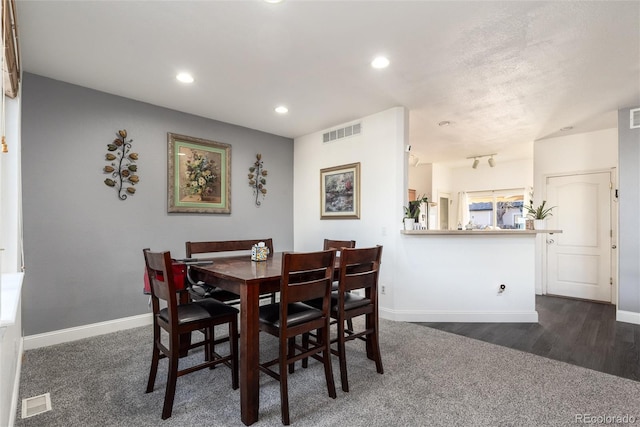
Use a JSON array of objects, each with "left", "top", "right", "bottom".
[
  {"left": 294, "top": 107, "right": 538, "bottom": 323},
  {"left": 293, "top": 107, "right": 407, "bottom": 314}
]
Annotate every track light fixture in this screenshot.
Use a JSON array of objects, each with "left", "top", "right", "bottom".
[{"left": 466, "top": 153, "right": 497, "bottom": 169}]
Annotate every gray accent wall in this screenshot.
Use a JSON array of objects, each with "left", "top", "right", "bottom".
[
  {"left": 618, "top": 106, "right": 640, "bottom": 314},
  {"left": 21, "top": 73, "right": 294, "bottom": 335}
]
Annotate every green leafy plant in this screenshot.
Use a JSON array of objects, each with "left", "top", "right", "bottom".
[
  {"left": 403, "top": 194, "right": 429, "bottom": 220},
  {"left": 525, "top": 200, "right": 555, "bottom": 219}
]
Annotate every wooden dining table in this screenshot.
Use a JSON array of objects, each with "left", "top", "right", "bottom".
[{"left": 189, "top": 253, "right": 285, "bottom": 426}]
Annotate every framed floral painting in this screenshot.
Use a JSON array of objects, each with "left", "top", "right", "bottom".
[
  {"left": 320, "top": 162, "right": 360, "bottom": 219},
  {"left": 167, "top": 133, "right": 231, "bottom": 213}
]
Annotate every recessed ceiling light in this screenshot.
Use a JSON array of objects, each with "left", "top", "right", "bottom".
[
  {"left": 438, "top": 121, "right": 451, "bottom": 127},
  {"left": 275, "top": 106, "right": 288, "bottom": 114},
  {"left": 176, "top": 72, "right": 194, "bottom": 83},
  {"left": 371, "top": 56, "right": 390, "bottom": 69},
  {"left": 560, "top": 126, "right": 574, "bottom": 131},
  {"left": 264, "top": 0, "right": 283, "bottom": 3}
]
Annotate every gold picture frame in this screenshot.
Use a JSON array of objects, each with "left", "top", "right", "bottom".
[
  {"left": 167, "top": 133, "right": 231, "bottom": 213},
  {"left": 320, "top": 162, "right": 360, "bottom": 219}
]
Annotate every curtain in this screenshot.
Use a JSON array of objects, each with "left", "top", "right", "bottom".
[{"left": 457, "top": 191, "right": 469, "bottom": 228}]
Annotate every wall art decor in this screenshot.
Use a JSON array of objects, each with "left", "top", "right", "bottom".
[
  {"left": 167, "top": 132, "right": 231, "bottom": 213},
  {"left": 320, "top": 162, "right": 360, "bottom": 219},
  {"left": 103, "top": 129, "right": 139, "bottom": 200},
  {"left": 248, "top": 153, "right": 267, "bottom": 206}
]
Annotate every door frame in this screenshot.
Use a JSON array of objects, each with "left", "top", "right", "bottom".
[
  {"left": 437, "top": 190, "right": 452, "bottom": 230},
  {"left": 540, "top": 167, "right": 618, "bottom": 304}
]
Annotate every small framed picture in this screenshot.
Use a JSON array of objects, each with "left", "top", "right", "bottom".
[
  {"left": 167, "top": 133, "right": 231, "bottom": 213},
  {"left": 320, "top": 162, "right": 360, "bottom": 219}
]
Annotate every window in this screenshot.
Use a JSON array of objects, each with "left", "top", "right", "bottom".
[{"left": 467, "top": 189, "right": 524, "bottom": 229}]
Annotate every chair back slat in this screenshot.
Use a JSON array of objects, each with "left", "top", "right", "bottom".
[
  {"left": 186, "top": 238, "right": 274, "bottom": 258},
  {"left": 323, "top": 239, "right": 356, "bottom": 256},
  {"left": 342, "top": 270, "right": 377, "bottom": 293},
  {"left": 281, "top": 250, "right": 335, "bottom": 304},
  {"left": 338, "top": 246, "right": 382, "bottom": 294}
]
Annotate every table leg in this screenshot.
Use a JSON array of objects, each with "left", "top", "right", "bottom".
[{"left": 240, "top": 283, "right": 260, "bottom": 425}]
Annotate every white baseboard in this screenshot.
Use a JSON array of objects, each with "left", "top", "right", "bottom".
[
  {"left": 8, "top": 337, "right": 23, "bottom": 427},
  {"left": 616, "top": 309, "right": 640, "bottom": 325},
  {"left": 380, "top": 308, "right": 539, "bottom": 323},
  {"left": 24, "top": 313, "right": 153, "bottom": 350}
]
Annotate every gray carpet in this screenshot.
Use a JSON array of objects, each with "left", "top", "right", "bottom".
[{"left": 16, "top": 318, "right": 640, "bottom": 426}]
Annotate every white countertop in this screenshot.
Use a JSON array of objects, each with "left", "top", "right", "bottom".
[{"left": 401, "top": 229, "right": 562, "bottom": 235}]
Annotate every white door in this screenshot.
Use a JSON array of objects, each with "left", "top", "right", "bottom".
[{"left": 546, "top": 172, "right": 612, "bottom": 302}]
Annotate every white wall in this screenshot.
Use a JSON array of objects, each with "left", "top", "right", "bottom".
[
  {"left": 293, "top": 107, "right": 407, "bottom": 312},
  {"left": 1, "top": 289, "right": 21, "bottom": 427},
  {"left": 452, "top": 157, "right": 533, "bottom": 193},
  {"left": 0, "top": 95, "right": 22, "bottom": 274},
  {"left": 408, "top": 163, "right": 432, "bottom": 200},
  {"left": 294, "top": 107, "right": 538, "bottom": 322},
  {"left": 396, "top": 234, "right": 537, "bottom": 322},
  {"left": 0, "top": 88, "right": 22, "bottom": 427},
  {"left": 534, "top": 128, "right": 617, "bottom": 185}
]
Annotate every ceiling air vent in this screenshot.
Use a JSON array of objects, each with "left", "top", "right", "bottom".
[
  {"left": 630, "top": 108, "right": 640, "bottom": 129},
  {"left": 323, "top": 123, "right": 362, "bottom": 143}
]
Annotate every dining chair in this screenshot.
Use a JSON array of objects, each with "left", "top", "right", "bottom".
[
  {"left": 143, "top": 249, "right": 239, "bottom": 420},
  {"left": 185, "top": 238, "right": 276, "bottom": 303},
  {"left": 258, "top": 250, "right": 337, "bottom": 425},
  {"left": 323, "top": 238, "right": 356, "bottom": 331},
  {"left": 323, "top": 238, "right": 356, "bottom": 253},
  {"left": 304, "top": 245, "right": 384, "bottom": 392}
]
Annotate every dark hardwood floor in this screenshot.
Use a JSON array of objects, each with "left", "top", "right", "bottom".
[{"left": 417, "top": 295, "right": 640, "bottom": 382}]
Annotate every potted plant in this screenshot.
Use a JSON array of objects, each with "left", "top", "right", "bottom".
[
  {"left": 403, "top": 195, "right": 428, "bottom": 230},
  {"left": 524, "top": 200, "right": 555, "bottom": 229}
]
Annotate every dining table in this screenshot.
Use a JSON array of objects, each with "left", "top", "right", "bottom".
[{"left": 189, "top": 253, "right": 286, "bottom": 426}]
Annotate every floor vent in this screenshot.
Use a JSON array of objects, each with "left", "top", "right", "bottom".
[
  {"left": 22, "top": 393, "right": 52, "bottom": 419},
  {"left": 323, "top": 122, "right": 361, "bottom": 143},
  {"left": 630, "top": 108, "right": 640, "bottom": 129}
]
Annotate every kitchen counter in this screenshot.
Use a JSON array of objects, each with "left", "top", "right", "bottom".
[
  {"left": 390, "top": 230, "right": 562, "bottom": 323},
  {"left": 401, "top": 229, "right": 562, "bottom": 235}
]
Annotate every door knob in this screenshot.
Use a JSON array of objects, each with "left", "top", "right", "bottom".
[
  {"left": 546, "top": 239, "right": 555, "bottom": 244},
  {"left": 612, "top": 245, "right": 617, "bottom": 249}
]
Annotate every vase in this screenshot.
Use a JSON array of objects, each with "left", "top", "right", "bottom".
[
  {"left": 534, "top": 219, "right": 546, "bottom": 230},
  {"left": 403, "top": 218, "right": 415, "bottom": 231}
]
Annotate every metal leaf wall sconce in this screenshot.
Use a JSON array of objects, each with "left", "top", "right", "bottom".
[
  {"left": 248, "top": 153, "right": 267, "bottom": 206},
  {"left": 103, "top": 129, "right": 140, "bottom": 200}
]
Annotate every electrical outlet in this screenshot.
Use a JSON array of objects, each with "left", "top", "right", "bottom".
[{"left": 381, "top": 285, "right": 386, "bottom": 295}]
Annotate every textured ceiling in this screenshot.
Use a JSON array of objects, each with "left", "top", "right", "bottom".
[{"left": 16, "top": 1, "right": 640, "bottom": 166}]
